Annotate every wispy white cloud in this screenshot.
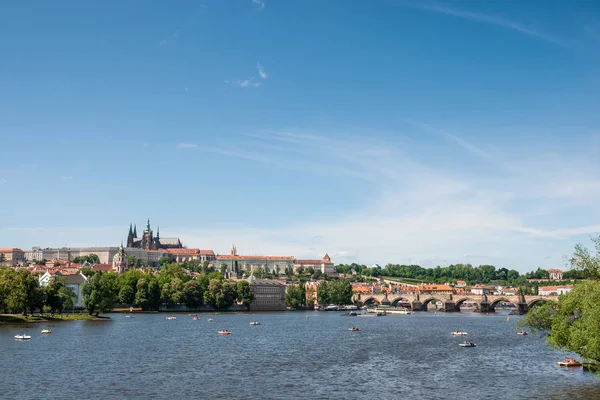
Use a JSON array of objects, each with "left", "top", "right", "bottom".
[
  {"left": 158, "top": 29, "right": 180, "bottom": 46},
  {"left": 257, "top": 63, "right": 267, "bottom": 79},
  {"left": 225, "top": 78, "right": 261, "bottom": 88},
  {"left": 177, "top": 143, "right": 198, "bottom": 149},
  {"left": 252, "top": 0, "right": 265, "bottom": 10},
  {"left": 405, "top": 2, "right": 572, "bottom": 48},
  {"left": 190, "top": 125, "right": 600, "bottom": 270}
]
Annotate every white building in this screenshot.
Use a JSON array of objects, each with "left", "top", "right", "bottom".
[
  {"left": 547, "top": 269, "right": 563, "bottom": 281},
  {"left": 24, "top": 247, "right": 44, "bottom": 262},
  {"left": 38, "top": 271, "right": 87, "bottom": 308},
  {"left": 216, "top": 245, "right": 294, "bottom": 275},
  {"left": 294, "top": 254, "right": 335, "bottom": 276},
  {"left": 539, "top": 285, "right": 573, "bottom": 296}
]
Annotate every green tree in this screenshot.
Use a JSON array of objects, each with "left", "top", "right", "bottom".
[
  {"left": 82, "top": 272, "right": 118, "bottom": 316},
  {"left": 205, "top": 279, "right": 225, "bottom": 309},
  {"left": 161, "top": 278, "right": 185, "bottom": 305},
  {"left": 285, "top": 283, "right": 306, "bottom": 308},
  {"left": 236, "top": 280, "right": 254, "bottom": 307},
  {"left": 317, "top": 282, "right": 330, "bottom": 305},
  {"left": 520, "top": 236, "right": 600, "bottom": 363},
  {"left": 222, "top": 281, "right": 237, "bottom": 308},
  {"left": 220, "top": 263, "right": 228, "bottom": 275},
  {"left": 182, "top": 280, "right": 203, "bottom": 307}
]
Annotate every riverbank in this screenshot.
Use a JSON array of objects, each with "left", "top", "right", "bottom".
[{"left": 0, "top": 314, "right": 109, "bottom": 323}]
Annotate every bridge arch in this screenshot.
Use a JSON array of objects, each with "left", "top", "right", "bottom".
[
  {"left": 421, "top": 298, "right": 444, "bottom": 308},
  {"left": 453, "top": 297, "right": 481, "bottom": 309},
  {"left": 490, "top": 297, "right": 518, "bottom": 308},
  {"left": 361, "top": 297, "right": 380, "bottom": 306},
  {"left": 390, "top": 297, "right": 412, "bottom": 306},
  {"left": 527, "top": 298, "right": 552, "bottom": 308}
]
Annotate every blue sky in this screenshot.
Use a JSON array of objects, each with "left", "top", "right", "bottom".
[{"left": 1, "top": 0, "right": 600, "bottom": 272}]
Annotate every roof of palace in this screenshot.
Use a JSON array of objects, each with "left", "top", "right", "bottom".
[{"left": 217, "top": 255, "right": 294, "bottom": 261}]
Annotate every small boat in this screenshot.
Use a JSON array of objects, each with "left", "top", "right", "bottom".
[
  {"left": 208, "top": 318, "right": 214, "bottom": 322},
  {"left": 459, "top": 342, "right": 476, "bottom": 347},
  {"left": 125, "top": 315, "right": 134, "bottom": 318},
  {"left": 166, "top": 316, "right": 176, "bottom": 320},
  {"left": 218, "top": 330, "right": 232, "bottom": 335},
  {"left": 192, "top": 317, "right": 200, "bottom": 321},
  {"left": 249, "top": 322, "right": 260, "bottom": 325},
  {"left": 517, "top": 331, "right": 528, "bottom": 335},
  {"left": 451, "top": 331, "right": 468, "bottom": 336},
  {"left": 41, "top": 329, "right": 51, "bottom": 334},
  {"left": 348, "top": 327, "right": 360, "bottom": 331},
  {"left": 558, "top": 359, "right": 582, "bottom": 367},
  {"left": 15, "top": 334, "right": 31, "bottom": 340}
]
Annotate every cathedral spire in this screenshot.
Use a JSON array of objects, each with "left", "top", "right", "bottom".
[
  {"left": 156, "top": 226, "right": 160, "bottom": 239},
  {"left": 146, "top": 218, "right": 151, "bottom": 232},
  {"left": 133, "top": 224, "right": 137, "bottom": 238}
]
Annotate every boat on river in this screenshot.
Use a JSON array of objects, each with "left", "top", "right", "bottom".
[
  {"left": 208, "top": 318, "right": 214, "bottom": 322},
  {"left": 249, "top": 322, "right": 260, "bottom": 325},
  {"left": 41, "top": 329, "right": 51, "bottom": 334},
  {"left": 15, "top": 334, "right": 31, "bottom": 340},
  {"left": 125, "top": 315, "right": 135, "bottom": 318},
  {"left": 348, "top": 327, "right": 360, "bottom": 332},
  {"left": 192, "top": 316, "right": 200, "bottom": 321},
  {"left": 459, "top": 342, "right": 476, "bottom": 347},
  {"left": 558, "top": 359, "right": 582, "bottom": 367},
  {"left": 166, "top": 316, "right": 176, "bottom": 320},
  {"left": 451, "top": 331, "right": 468, "bottom": 336},
  {"left": 218, "top": 330, "right": 232, "bottom": 335},
  {"left": 517, "top": 331, "right": 528, "bottom": 335}
]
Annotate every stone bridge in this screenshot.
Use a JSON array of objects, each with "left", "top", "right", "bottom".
[{"left": 353, "top": 292, "right": 558, "bottom": 314}]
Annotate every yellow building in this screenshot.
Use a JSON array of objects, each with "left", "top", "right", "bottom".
[{"left": 0, "top": 248, "right": 25, "bottom": 267}]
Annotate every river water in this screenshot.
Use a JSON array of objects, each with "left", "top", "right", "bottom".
[{"left": 1, "top": 311, "right": 598, "bottom": 399}]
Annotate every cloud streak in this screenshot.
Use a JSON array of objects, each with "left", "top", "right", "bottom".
[
  {"left": 192, "top": 125, "right": 600, "bottom": 270},
  {"left": 225, "top": 79, "right": 261, "bottom": 88},
  {"left": 257, "top": 63, "right": 267, "bottom": 79},
  {"left": 406, "top": 2, "right": 572, "bottom": 48},
  {"left": 252, "top": 0, "right": 265, "bottom": 10}
]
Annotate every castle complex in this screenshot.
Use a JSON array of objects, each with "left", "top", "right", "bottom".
[{"left": 126, "top": 219, "right": 183, "bottom": 250}]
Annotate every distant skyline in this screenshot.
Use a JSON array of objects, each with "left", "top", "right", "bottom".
[{"left": 1, "top": 0, "right": 600, "bottom": 272}]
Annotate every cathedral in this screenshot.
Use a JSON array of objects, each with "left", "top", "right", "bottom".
[{"left": 126, "top": 219, "right": 183, "bottom": 250}]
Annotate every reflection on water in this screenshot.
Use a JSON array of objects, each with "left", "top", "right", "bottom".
[{"left": 1, "top": 311, "right": 598, "bottom": 399}]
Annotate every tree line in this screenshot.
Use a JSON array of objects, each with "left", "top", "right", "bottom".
[
  {"left": 521, "top": 235, "right": 600, "bottom": 364},
  {"left": 80, "top": 263, "right": 254, "bottom": 316},
  {"left": 0, "top": 268, "right": 76, "bottom": 315},
  {"left": 335, "top": 263, "right": 583, "bottom": 286}
]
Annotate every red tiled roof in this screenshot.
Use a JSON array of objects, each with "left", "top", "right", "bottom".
[
  {"left": 547, "top": 269, "right": 562, "bottom": 273},
  {"left": 199, "top": 250, "right": 215, "bottom": 255},
  {"left": 294, "top": 259, "right": 332, "bottom": 265},
  {"left": 92, "top": 264, "right": 113, "bottom": 272},
  {"left": 418, "top": 284, "right": 453, "bottom": 291},
  {"left": 166, "top": 248, "right": 199, "bottom": 255},
  {"left": 0, "top": 248, "right": 24, "bottom": 252},
  {"left": 217, "top": 255, "right": 294, "bottom": 260}
]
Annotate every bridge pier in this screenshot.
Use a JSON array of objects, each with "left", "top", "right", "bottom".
[
  {"left": 443, "top": 301, "right": 457, "bottom": 312},
  {"left": 477, "top": 302, "right": 495, "bottom": 313},
  {"left": 411, "top": 301, "right": 426, "bottom": 312},
  {"left": 515, "top": 302, "right": 529, "bottom": 315}
]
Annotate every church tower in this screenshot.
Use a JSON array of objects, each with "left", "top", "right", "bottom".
[
  {"left": 231, "top": 244, "right": 237, "bottom": 256},
  {"left": 112, "top": 242, "right": 128, "bottom": 274},
  {"left": 127, "top": 224, "right": 134, "bottom": 248},
  {"left": 141, "top": 218, "right": 153, "bottom": 250}
]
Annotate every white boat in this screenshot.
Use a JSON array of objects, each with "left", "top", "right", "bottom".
[
  {"left": 249, "top": 322, "right": 260, "bottom": 325},
  {"left": 459, "top": 342, "right": 476, "bottom": 347},
  {"left": 166, "top": 316, "right": 176, "bottom": 320},
  {"left": 15, "top": 334, "right": 31, "bottom": 340},
  {"left": 125, "top": 315, "right": 135, "bottom": 318},
  {"left": 451, "top": 331, "right": 468, "bottom": 336},
  {"left": 208, "top": 318, "right": 214, "bottom": 322},
  {"left": 517, "top": 331, "right": 528, "bottom": 335},
  {"left": 326, "top": 305, "right": 339, "bottom": 311}
]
